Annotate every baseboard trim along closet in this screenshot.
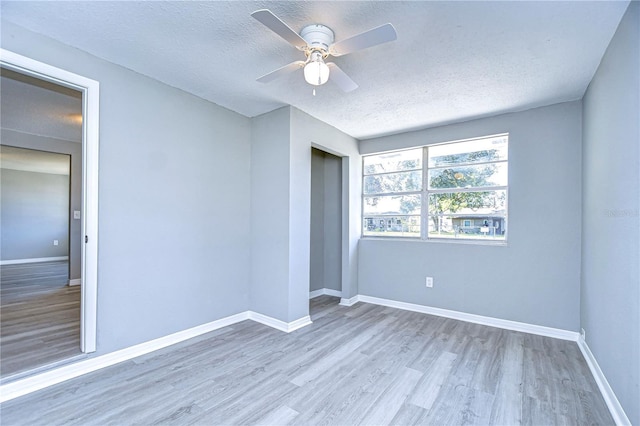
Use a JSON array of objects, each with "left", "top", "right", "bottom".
[
  {"left": 248, "top": 312, "right": 312, "bottom": 333},
  {"left": 356, "top": 295, "right": 580, "bottom": 341},
  {"left": 309, "top": 288, "right": 342, "bottom": 299},
  {"left": 339, "top": 295, "right": 359, "bottom": 307},
  {"left": 0, "top": 310, "right": 312, "bottom": 403},
  {"left": 68, "top": 278, "right": 81, "bottom": 286},
  {"left": 0, "top": 256, "right": 69, "bottom": 266},
  {"left": 577, "top": 337, "right": 631, "bottom": 426}
]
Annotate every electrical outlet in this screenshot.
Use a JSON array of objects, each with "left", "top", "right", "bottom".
[
  {"left": 53, "top": 240, "right": 59, "bottom": 246},
  {"left": 426, "top": 277, "right": 434, "bottom": 288},
  {"left": 581, "top": 328, "right": 586, "bottom": 340}
]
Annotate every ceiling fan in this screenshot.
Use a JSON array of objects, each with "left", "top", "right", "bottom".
[{"left": 251, "top": 9, "right": 397, "bottom": 93}]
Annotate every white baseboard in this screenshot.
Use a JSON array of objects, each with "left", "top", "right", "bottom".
[
  {"left": 68, "top": 278, "right": 81, "bottom": 286},
  {"left": 339, "top": 295, "right": 360, "bottom": 307},
  {"left": 309, "top": 289, "right": 324, "bottom": 299},
  {"left": 309, "top": 288, "right": 342, "bottom": 299},
  {"left": 0, "top": 256, "right": 69, "bottom": 266},
  {"left": 0, "top": 311, "right": 250, "bottom": 403},
  {"left": 249, "top": 311, "right": 312, "bottom": 333},
  {"left": 577, "top": 337, "right": 631, "bottom": 425},
  {"left": 287, "top": 315, "right": 313, "bottom": 332},
  {"left": 323, "top": 288, "right": 342, "bottom": 298},
  {"left": 356, "top": 295, "right": 580, "bottom": 341}
]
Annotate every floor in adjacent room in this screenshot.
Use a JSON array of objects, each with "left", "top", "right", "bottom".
[
  {"left": 0, "top": 295, "right": 612, "bottom": 425},
  {"left": 0, "top": 261, "right": 81, "bottom": 380}
]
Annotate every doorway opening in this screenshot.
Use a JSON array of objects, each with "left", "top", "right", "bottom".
[
  {"left": 309, "top": 147, "right": 343, "bottom": 318},
  {"left": 0, "top": 145, "right": 79, "bottom": 377},
  {"left": 0, "top": 49, "right": 99, "bottom": 382}
]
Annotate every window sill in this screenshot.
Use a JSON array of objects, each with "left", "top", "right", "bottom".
[{"left": 360, "top": 236, "right": 508, "bottom": 247}]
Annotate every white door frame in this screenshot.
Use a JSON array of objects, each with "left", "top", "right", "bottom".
[{"left": 1, "top": 49, "right": 99, "bottom": 353}]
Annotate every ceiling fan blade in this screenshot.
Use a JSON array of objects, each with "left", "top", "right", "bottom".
[
  {"left": 326, "top": 63, "right": 358, "bottom": 92},
  {"left": 257, "top": 61, "right": 305, "bottom": 83},
  {"left": 251, "top": 9, "right": 308, "bottom": 50},
  {"left": 329, "top": 23, "right": 397, "bottom": 57}
]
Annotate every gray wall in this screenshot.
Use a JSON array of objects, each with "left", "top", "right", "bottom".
[
  {"left": 310, "top": 148, "right": 326, "bottom": 292},
  {"left": 359, "top": 101, "right": 582, "bottom": 331},
  {"left": 250, "top": 107, "right": 293, "bottom": 321},
  {"left": 581, "top": 2, "right": 639, "bottom": 424},
  {"left": 288, "top": 108, "right": 313, "bottom": 322},
  {"left": 1, "top": 131, "right": 82, "bottom": 279},
  {"left": 2, "top": 20, "right": 252, "bottom": 354},
  {"left": 1, "top": 168, "right": 69, "bottom": 260},
  {"left": 310, "top": 148, "right": 342, "bottom": 293},
  {"left": 323, "top": 152, "right": 342, "bottom": 292}
]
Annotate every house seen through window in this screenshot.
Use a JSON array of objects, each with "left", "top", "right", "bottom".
[{"left": 362, "top": 134, "right": 508, "bottom": 241}]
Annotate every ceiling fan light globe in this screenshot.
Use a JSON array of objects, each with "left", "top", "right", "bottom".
[{"left": 304, "top": 61, "right": 330, "bottom": 86}]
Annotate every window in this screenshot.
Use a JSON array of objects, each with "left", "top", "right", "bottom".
[
  {"left": 362, "top": 134, "right": 508, "bottom": 242},
  {"left": 363, "top": 148, "right": 422, "bottom": 237}
]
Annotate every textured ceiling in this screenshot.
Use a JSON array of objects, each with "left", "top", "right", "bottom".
[
  {"left": 0, "top": 1, "right": 629, "bottom": 139},
  {"left": 1, "top": 69, "right": 82, "bottom": 142}
]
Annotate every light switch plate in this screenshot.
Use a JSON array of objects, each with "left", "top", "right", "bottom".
[{"left": 74, "top": 210, "right": 81, "bottom": 219}]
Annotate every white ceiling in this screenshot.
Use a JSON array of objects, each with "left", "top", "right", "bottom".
[
  {"left": 0, "top": 1, "right": 629, "bottom": 140},
  {"left": 0, "top": 145, "right": 70, "bottom": 175}
]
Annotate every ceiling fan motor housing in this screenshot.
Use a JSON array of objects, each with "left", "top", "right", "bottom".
[{"left": 300, "top": 24, "right": 335, "bottom": 54}]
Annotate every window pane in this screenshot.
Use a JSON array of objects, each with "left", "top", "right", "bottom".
[
  {"left": 428, "top": 190, "right": 506, "bottom": 215},
  {"left": 428, "top": 135, "right": 508, "bottom": 167},
  {"left": 428, "top": 215, "right": 506, "bottom": 240},
  {"left": 363, "top": 216, "right": 420, "bottom": 237},
  {"left": 364, "top": 195, "right": 421, "bottom": 215},
  {"left": 363, "top": 170, "right": 422, "bottom": 194},
  {"left": 363, "top": 149, "right": 422, "bottom": 175},
  {"left": 428, "top": 162, "right": 507, "bottom": 189}
]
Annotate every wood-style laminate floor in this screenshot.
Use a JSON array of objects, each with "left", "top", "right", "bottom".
[
  {"left": 0, "top": 261, "right": 81, "bottom": 379},
  {"left": 0, "top": 296, "right": 613, "bottom": 425}
]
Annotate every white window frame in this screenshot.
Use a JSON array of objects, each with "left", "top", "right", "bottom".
[
  {"left": 362, "top": 133, "right": 508, "bottom": 243},
  {"left": 361, "top": 148, "right": 422, "bottom": 238}
]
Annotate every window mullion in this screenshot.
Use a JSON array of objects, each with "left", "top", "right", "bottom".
[
  {"left": 421, "top": 146, "right": 429, "bottom": 240},
  {"left": 363, "top": 190, "right": 423, "bottom": 197},
  {"left": 428, "top": 158, "right": 507, "bottom": 170},
  {"left": 428, "top": 185, "right": 508, "bottom": 194},
  {"left": 363, "top": 168, "right": 422, "bottom": 177}
]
